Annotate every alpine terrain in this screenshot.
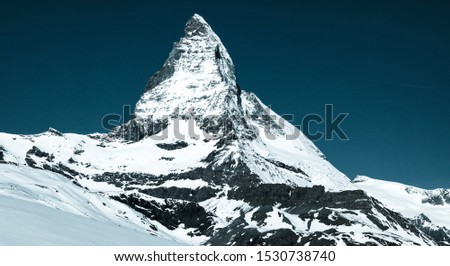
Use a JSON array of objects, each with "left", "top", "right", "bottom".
[{"left": 0, "top": 14, "right": 448, "bottom": 246}]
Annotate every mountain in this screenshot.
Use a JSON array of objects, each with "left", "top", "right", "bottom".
[
  {"left": 353, "top": 176, "right": 450, "bottom": 228},
  {"left": 353, "top": 176, "right": 450, "bottom": 245},
  {"left": 114, "top": 14, "right": 352, "bottom": 190},
  {"left": 0, "top": 14, "right": 448, "bottom": 245}
]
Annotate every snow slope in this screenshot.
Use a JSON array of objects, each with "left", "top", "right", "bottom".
[
  {"left": 0, "top": 195, "right": 181, "bottom": 245},
  {"left": 0, "top": 164, "right": 181, "bottom": 245},
  {"left": 353, "top": 175, "right": 450, "bottom": 228}
]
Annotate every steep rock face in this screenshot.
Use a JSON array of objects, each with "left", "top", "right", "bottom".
[
  {"left": 0, "top": 14, "right": 448, "bottom": 245},
  {"left": 207, "top": 185, "right": 433, "bottom": 246},
  {"left": 115, "top": 14, "right": 239, "bottom": 142},
  {"left": 136, "top": 14, "right": 238, "bottom": 119}
]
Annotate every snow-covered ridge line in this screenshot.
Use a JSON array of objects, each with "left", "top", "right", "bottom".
[{"left": 353, "top": 175, "right": 450, "bottom": 228}]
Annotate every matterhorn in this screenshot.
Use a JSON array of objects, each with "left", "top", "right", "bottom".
[{"left": 0, "top": 14, "right": 449, "bottom": 246}]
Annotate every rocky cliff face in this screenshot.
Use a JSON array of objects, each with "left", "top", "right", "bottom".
[
  {"left": 0, "top": 14, "right": 448, "bottom": 245},
  {"left": 411, "top": 214, "right": 450, "bottom": 245}
]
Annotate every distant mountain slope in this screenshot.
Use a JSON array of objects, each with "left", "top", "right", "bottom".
[
  {"left": 353, "top": 175, "right": 450, "bottom": 228},
  {"left": 353, "top": 176, "right": 450, "bottom": 246}
]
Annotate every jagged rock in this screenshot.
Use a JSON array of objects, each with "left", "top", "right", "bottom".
[
  {"left": 156, "top": 141, "right": 189, "bottom": 150},
  {"left": 111, "top": 194, "right": 215, "bottom": 236},
  {"left": 160, "top": 157, "right": 174, "bottom": 161},
  {"left": 0, "top": 146, "right": 5, "bottom": 162},
  {"left": 48, "top": 127, "right": 63, "bottom": 137},
  {"left": 139, "top": 186, "right": 218, "bottom": 202}
]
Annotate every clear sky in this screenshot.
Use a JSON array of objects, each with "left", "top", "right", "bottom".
[{"left": 1, "top": 0, "right": 449, "bottom": 188}]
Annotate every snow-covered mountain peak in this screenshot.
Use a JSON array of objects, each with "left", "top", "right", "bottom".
[
  {"left": 134, "top": 14, "right": 237, "bottom": 123},
  {"left": 184, "top": 14, "right": 215, "bottom": 37},
  {"left": 181, "top": 13, "right": 233, "bottom": 66},
  {"left": 111, "top": 14, "right": 353, "bottom": 191}
]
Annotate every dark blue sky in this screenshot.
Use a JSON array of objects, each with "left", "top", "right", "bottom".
[{"left": 1, "top": 0, "right": 449, "bottom": 188}]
